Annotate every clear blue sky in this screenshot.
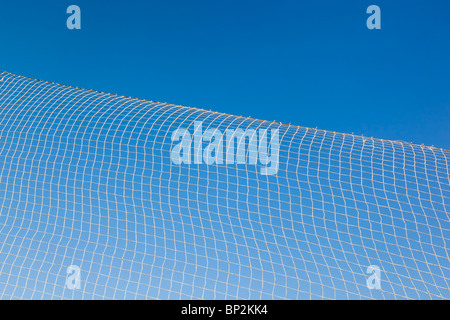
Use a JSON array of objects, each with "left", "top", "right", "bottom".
[
  {"left": 0, "top": 2, "right": 449, "bottom": 299},
  {"left": 0, "top": 0, "right": 449, "bottom": 149}
]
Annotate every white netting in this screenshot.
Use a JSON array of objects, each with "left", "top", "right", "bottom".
[{"left": 0, "top": 71, "right": 449, "bottom": 299}]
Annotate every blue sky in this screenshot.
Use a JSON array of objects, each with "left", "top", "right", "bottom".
[
  {"left": 0, "top": 0, "right": 449, "bottom": 150},
  {"left": 0, "top": 0, "right": 449, "bottom": 298}
]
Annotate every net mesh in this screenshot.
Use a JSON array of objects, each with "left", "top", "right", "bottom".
[{"left": 0, "top": 71, "right": 449, "bottom": 299}]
